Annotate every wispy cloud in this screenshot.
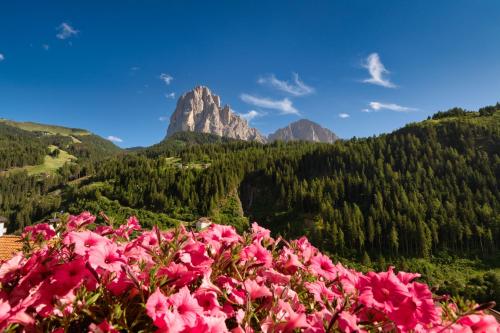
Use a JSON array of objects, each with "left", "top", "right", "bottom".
[
  {"left": 367, "top": 102, "right": 417, "bottom": 112},
  {"left": 159, "top": 73, "right": 173, "bottom": 85},
  {"left": 165, "top": 92, "right": 176, "bottom": 99},
  {"left": 130, "top": 66, "right": 140, "bottom": 71},
  {"left": 258, "top": 73, "right": 314, "bottom": 96},
  {"left": 240, "top": 94, "right": 299, "bottom": 115},
  {"left": 56, "top": 22, "right": 78, "bottom": 40},
  {"left": 0, "top": 53, "right": 4, "bottom": 62},
  {"left": 42, "top": 44, "right": 50, "bottom": 51},
  {"left": 362, "top": 53, "right": 396, "bottom": 88},
  {"left": 106, "top": 135, "right": 123, "bottom": 143},
  {"left": 239, "top": 110, "right": 264, "bottom": 123},
  {"left": 159, "top": 116, "right": 169, "bottom": 122},
  {"left": 339, "top": 113, "right": 350, "bottom": 119}
]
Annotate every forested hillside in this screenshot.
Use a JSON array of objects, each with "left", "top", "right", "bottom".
[
  {"left": 67, "top": 107, "right": 500, "bottom": 260},
  {"left": 0, "top": 120, "right": 122, "bottom": 230}
]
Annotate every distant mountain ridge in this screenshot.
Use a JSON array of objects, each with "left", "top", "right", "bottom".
[
  {"left": 268, "top": 119, "right": 338, "bottom": 143},
  {"left": 166, "top": 86, "right": 339, "bottom": 144}
]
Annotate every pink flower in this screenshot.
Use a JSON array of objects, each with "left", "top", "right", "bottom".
[
  {"left": 115, "top": 216, "right": 141, "bottom": 240},
  {"left": 64, "top": 231, "right": 110, "bottom": 256},
  {"left": 146, "top": 288, "right": 186, "bottom": 332},
  {"left": 88, "top": 243, "right": 126, "bottom": 272},
  {"left": 88, "top": 320, "right": 119, "bottom": 333},
  {"left": 51, "top": 257, "right": 97, "bottom": 293},
  {"left": 338, "top": 311, "right": 359, "bottom": 333},
  {"left": 200, "top": 224, "right": 241, "bottom": 253},
  {"left": 216, "top": 276, "right": 246, "bottom": 305},
  {"left": 243, "top": 279, "right": 272, "bottom": 300},
  {"left": 262, "top": 300, "right": 309, "bottom": 332},
  {"left": 179, "top": 241, "right": 213, "bottom": 269},
  {"left": 260, "top": 268, "right": 290, "bottom": 285},
  {"left": 397, "top": 270, "right": 421, "bottom": 284},
  {"left": 146, "top": 288, "right": 169, "bottom": 322},
  {"left": 457, "top": 314, "right": 499, "bottom": 333},
  {"left": 0, "top": 297, "right": 34, "bottom": 331},
  {"left": 309, "top": 253, "right": 338, "bottom": 280},
  {"left": 294, "top": 236, "right": 317, "bottom": 263},
  {"left": 158, "top": 262, "right": 198, "bottom": 288},
  {"left": 240, "top": 242, "right": 273, "bottom": 268},
  {"left": 22, "top": 223, "right": 55, "bottom": 242},
  {"left": 194, "top": 290, "right": 221, "bottom": 314},
  {"left": 203, "top": 315, "right": 229, "bottom": 333},
  {"left": 0, "top": 252, "right": 23, "bottom": 282},
  {"left": 67, "top": 211, "right": 96, "bottom": 230},
  {"left": 277, "top": 247, "right": 303, "bottom": 274},
  {"left": 358, "top": 267, "right": 411, "bottom": 313},
  {"left": 168, "top": 286, "right": 204, "bottom": 327},
  {"left": 251, "top": 223, "right": 273, "bottom": 244},
  {"left": 305, "top": 281, "right": 340, "bottom": 306}
]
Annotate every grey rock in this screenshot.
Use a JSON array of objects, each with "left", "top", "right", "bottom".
[
  {"left": 268, "top": 119, "right": 338, "bottom": 143},
  {"left": 167, "top": 86, "right": 266, "bottom": 143}
]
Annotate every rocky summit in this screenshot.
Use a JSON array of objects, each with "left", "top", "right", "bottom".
[
  {"left": 166, "top": 86, "right": 266, "bottom": 143},
  {"left": 268, "top": 119, "right": 338, "bottom": 143}
]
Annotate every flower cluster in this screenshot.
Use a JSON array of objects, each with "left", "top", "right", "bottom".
[{"left": 0, "top": 212, "right": 498, "bottom": 332}]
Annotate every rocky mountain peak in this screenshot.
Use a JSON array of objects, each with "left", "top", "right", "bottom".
[
  {"left": 166, "top": 86, "right": 266, "bottom": 143},
  {"left": 268, "top": 119, "right": 338, "bottom": 143}
]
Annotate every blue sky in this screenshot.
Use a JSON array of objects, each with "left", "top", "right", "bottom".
[{"left": 1, "top": 1, "right": 499, "bottom": 147}]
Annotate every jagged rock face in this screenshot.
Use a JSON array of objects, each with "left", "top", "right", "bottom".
[
  {"left": 268, "top": 119, "right": 338, "bottom": 143},
  {"left": 167, "top": 86, "right": 266, "bottom": 143}
]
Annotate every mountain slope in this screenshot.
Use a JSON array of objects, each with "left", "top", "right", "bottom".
[
  {"left": 0, "top": 119, "right": 122, "bottom": 163},
  {"left": 268, "top": 119, "right": 338, "bottom": 143},
  {"left": 166, "top": 86, "right": 266, "bottom": 143}
]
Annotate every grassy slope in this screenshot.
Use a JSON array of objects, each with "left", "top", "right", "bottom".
[
  {"left": 6, "top": 145, "right": 77, "bottom": 175},
  {"left": 25, "top": 145, "right": 76, "bottom": 175},
  {"left": 0, "top": 119, "right": 90, "bottom": 136}
]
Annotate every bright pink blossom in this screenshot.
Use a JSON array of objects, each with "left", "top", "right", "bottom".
[
  {"left": 67, "top": 211, "right": 96, "bottom": 230},
  {"left": 243, "top": 279, "right": 272, "bottom": 300},
  {"left": 338, "top": 311, "right": 359, "bottom": 333},
  {"left": 22, "top": 223, "right": 55, "bottom": 241},
  {"left": 310, "top": 252, "right": 338, "bottom": 280},
  {"left": 168, "top": 286, "right": 204, "bottom": 327}
]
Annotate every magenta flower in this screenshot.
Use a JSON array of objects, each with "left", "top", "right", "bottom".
[
  {"left": 88, "top": 243, "right": 126, "bottom": 272},
  {"left": 167, "top": 286, "right": 204, "bottom": 327},
  {"left": 67, "top": 211, "right": 96, "bottom": 230},
  {"left": 310, "top": 252, "right": 338, "bottom": 280},
  {"left": 243, "top": 279, "right": 272, "bottom": 300},
  {"left": 64, "top": 230, "right": 110, "bottom": 256},
  {"left": 22, "top": 223, "right": 55, "bottom": 242},
  {"left": 240, "top": 242, "right": 272, "bottom": 268},
  {"left": 338, "top": 311, "right": 360, "bottom": 333}
]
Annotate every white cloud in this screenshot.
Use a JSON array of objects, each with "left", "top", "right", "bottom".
[
  {"left": 130, "top": 66, "right": 140, "bottom": 71},
  {"left": 106, "top": 135, "right": 123, "bottom": 143},
  {"left": 0, "top": 54, "right": 4, "bottom": 61},
  {"left": 368, "top": 102, "right": 417, "bottom": 112},
  {"left": 258, "top": 73, "right": 314, "bottom": 96},
  {"left": 239, "top": 110, "right": 264, "bottom": 123},
  {"left": 240, "top": 94, "right": 299, "bottom": 115},
  {"left": 339, "top": 113, "right": 350, "bottom": 119},
  {"left": 56, "top": 22, "right": 78, "bottom": 40},
  {"left": 42, "top": 44, "right": 50, "bottom": 51},
  {"left": 165, "top": 92, "right": 176, "bottom": 99},
  {"left": 159, "top": 73, "right": 173, "bottom": 85},
  {"left": 362, "top": 53, "right": 396, "bottom": 88},
  {"left": 159, "top": 116, "right": 169, "bottom": 122}
]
